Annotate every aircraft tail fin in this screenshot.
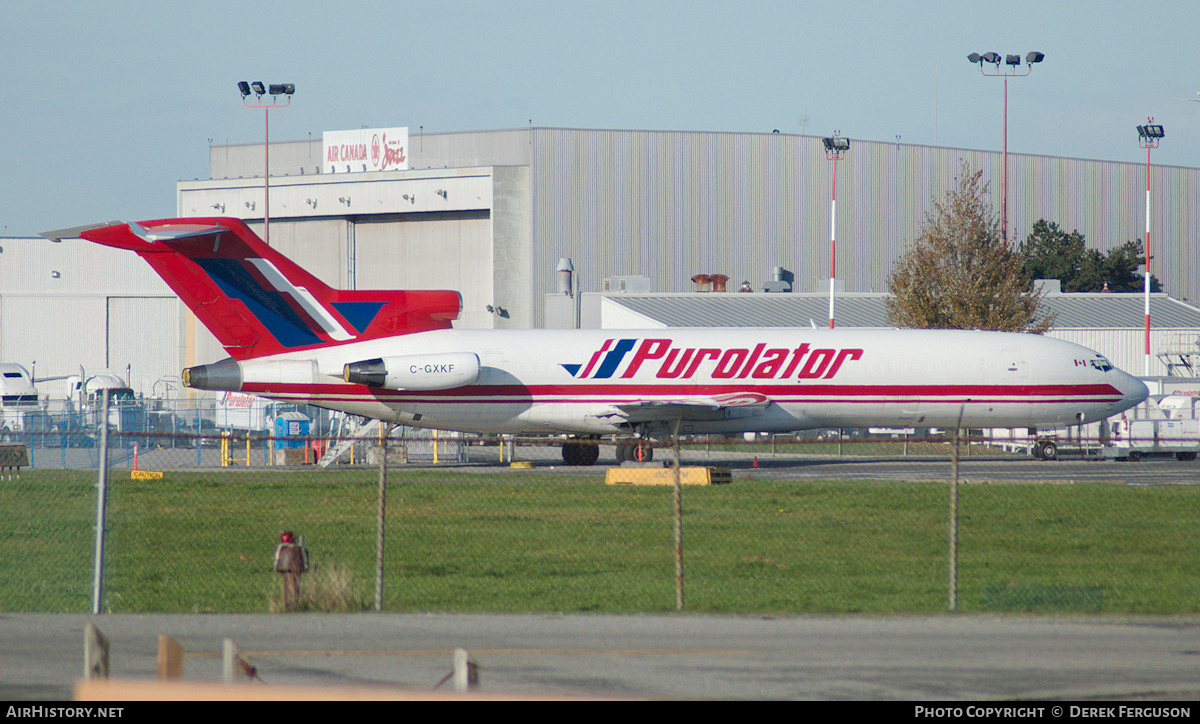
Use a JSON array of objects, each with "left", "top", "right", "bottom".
[{"left": 44, "top": 218, "right": 461, "bottom": 360}]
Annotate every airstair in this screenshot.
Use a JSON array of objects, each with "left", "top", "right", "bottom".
[
  {"left": 1158, "top": 333, "right": 1200, "bottom": 377},
  {"left": 317, "top": 414, "right": 385, "bottom": 468}
]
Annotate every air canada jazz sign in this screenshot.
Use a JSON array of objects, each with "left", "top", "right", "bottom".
[{"left": 322, "top": 127, "right": 409, "bottom": 173}]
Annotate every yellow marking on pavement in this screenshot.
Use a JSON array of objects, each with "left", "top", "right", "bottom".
[{"left": 185, "top": 647, "right": 752, "bottom": 658}]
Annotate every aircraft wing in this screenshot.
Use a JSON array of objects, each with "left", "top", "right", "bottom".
[{"left": 598, "top": 392, "right": 772, "bottom": 424}]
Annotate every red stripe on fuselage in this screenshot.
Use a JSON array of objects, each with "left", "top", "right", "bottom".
[{"left": 240, "top": 381, "right": 1125, "bottom": 402}]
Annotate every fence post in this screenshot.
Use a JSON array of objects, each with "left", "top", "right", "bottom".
[
  {"left": 948, "top": 406, "right": 964, "bottom": 612},
  {"left": 196, "top": 406, "right": 201, "bottom": 467},
  {"left": 672, "top": 417, "right": 684, "bottom": 611},
  {"left": 91, "top": 389, "right": 110, "bottom": 615},
  {"left": 375, "top": 423, "right": 387, "bottom": 612}
]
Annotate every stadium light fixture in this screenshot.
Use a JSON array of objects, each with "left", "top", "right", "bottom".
[
  {"left": 821, "top": 132, "right": 850, "bottom": 329},
  {"left": 1138, "top": 124, "right": 1165, "bottom": 140},
  {"left": 822, "top": 136, "right": 850, "bottom": 153},
  {"left": 238, "top": 81, "right": 296, "bottom": 246},
  {"left": 966, "top": 50, "right": 1046, "bottom": 245},
  {"left": 1137, "top": 118, "right": 1165, "bottom": 375}
]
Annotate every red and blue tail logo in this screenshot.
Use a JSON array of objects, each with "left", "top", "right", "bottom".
[{"left": 68, "top": 218, "right": 461, "bottom": 360}]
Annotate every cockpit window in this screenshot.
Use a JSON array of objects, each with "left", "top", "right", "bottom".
[{"left": 1089, "top": 356, "right": 1114, "bottom": 372}]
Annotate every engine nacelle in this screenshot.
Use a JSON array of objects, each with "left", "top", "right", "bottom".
[
  {"left": 184, "top": 358, "right": 319, "bottom": 391},
  {"left": 343, "top": 352, "right": 480, "bottom": 391}
]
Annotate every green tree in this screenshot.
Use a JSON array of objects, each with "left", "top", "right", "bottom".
[
  {"left": 886, "top": 164, "right": 1053, "bottom": 333},
  {"left": 1019, "top": 220, "right": 1159, "bottom": 293},
  {"left": 1101, "top": 239, "right": 1160, "bottom": 293}
]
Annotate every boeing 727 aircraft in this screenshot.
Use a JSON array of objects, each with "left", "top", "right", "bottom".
[{"left": 44, "top": 217, "right": 1149, "bottom": 464}]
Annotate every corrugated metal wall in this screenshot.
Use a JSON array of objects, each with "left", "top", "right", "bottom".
[
  {"left": 210, "top": 127, "right": 1200, "bottom": 330},
  {"left": 0, "top": 239, "right": 182, "bottom": 396},
  {"left": 528, "top": 129, "right": 1200, "bottom": 328},
  {"left": 353, "top": 213, "right": 494, "bottom": 329},
  {"left": 106, "top": 296, "right": 181, "bottom": 393},
  {"left": 1, "top": 294, "right": 106, "bottom": 379}
]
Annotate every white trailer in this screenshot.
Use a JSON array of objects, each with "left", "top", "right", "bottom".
[
  {"left": 1101, "top": 417, "right": 1200, "bottom": 461},
  {"left": 215, "top": 391, "right": 272, "bottom": 431},
  {"left": 985, "top": 393, "right": 1200, "bottom": 461}
]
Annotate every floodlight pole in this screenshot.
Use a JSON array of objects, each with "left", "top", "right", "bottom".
[
  {"left": 968, "top": 52, "right": 1044, "bottom": 246},
  {"left": 239, "top": 82, "right": 294, "bottom": 246},
  {"left": 1138, "top": 119, "right": 1165, "bottom": 376},
  {"left": 822, "top": 133, "right": 849, "bottom": 329}
]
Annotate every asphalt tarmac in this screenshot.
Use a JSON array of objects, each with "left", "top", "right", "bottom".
[
  {"left": 6, "top": 612, "right": 1200, "bottom": 701},
  {"left": 502, "top": 448, "right": 1200, "bottom": 487}
]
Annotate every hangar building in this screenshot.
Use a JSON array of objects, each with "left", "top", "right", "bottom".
[{"left": 6, "top": 126, "right": 1200, "bottom": 398}]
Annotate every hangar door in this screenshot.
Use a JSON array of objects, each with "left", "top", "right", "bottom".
[
  {"left": 107, "top": 297, "right": 181, "bottom": 393},
  {"left": 353, "top": 212, "right": 493, "bottom": 329},
  {"left": 1, "top": 295, "right": 107, "bottom": 379}
]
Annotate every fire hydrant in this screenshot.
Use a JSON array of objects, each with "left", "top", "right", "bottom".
[{"left": 273, "top": 531, "right": 309, "bottom": 609}]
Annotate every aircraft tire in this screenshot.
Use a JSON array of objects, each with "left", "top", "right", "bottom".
[
  {"left": 562, "top": 443, "right": 580, "bottom": 466},
  {"left": 1037, "top": 440, "right": 1058, "bottom": 461},
  {"left": 634, "top": 441, "right": 653, "bottom": 462},
  {"left": 615, "top": 440, "right": 638, "bottom": 463},
  {"left": 562, "top": 441, "right": 600, "bottom": 466},
  {"left": 581, "top": 442, "right": 599, "bottom": 465}
]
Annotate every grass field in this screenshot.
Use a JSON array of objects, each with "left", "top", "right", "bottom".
[{"left": 3, "top": 467, "right": 1199, "bottom": 614}]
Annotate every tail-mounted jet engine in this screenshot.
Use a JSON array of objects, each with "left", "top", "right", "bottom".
[{"left": 343, "top": 352, "right": 480, "bottom": 390}]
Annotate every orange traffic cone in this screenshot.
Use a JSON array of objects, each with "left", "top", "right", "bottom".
[{"left": 753, "top": 456, "right": 759, "bottom": 468}]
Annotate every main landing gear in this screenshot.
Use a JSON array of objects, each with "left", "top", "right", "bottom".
[
  {"left": 614, "top": 438, "right": 654, "bottom": 463},
  {"left": 559, "top": 436, "right": 656, "bottom": 466},
  {"left": 561, "top": 439, "right": 600, "bottom": 466},
  {"left": 559, "top": 438, "right": 655, "bottom": 465}
]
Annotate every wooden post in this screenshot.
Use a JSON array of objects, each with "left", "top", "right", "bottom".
[
  {"left": 83, "top": 623, "right": 108, "bottom": 680},
  {"left": 452, "top": 648, "right": 479, "bottom": 692},
  {"left": 157, "top": 635, "right": 184, "bottom": 680},
  {"left": 223, "top": 638, "right": 257, "bottom": 683}
]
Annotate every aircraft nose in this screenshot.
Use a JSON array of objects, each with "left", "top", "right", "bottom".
[{"left": 1119, "top": 371, "right": 1149, "bottom": 409}]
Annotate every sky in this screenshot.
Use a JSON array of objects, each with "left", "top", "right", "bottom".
[{"left": 4, "top": 0, "right": 1200, "bottom": 236}]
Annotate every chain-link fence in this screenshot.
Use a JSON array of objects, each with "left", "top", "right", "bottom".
[{"left": 4, "top": 423, "right": 1200, "bottom": 615}]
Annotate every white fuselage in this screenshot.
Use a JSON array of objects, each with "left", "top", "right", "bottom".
[{"left": 228, "top": 327, "right": 1149, "bottom": 437}]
